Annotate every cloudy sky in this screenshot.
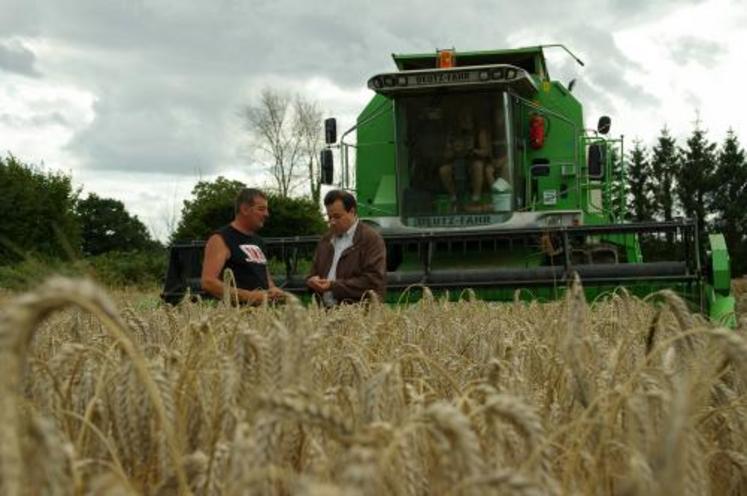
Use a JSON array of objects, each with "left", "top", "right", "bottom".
[{"left": 2, "top": 0, "right": 745, "bottom": 240}]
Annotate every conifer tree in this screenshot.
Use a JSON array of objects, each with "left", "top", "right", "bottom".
[
  {"left": 649, "top": 127, "right": 678, "bottom": 222},
  {"left": 627, "top": 139, "right": 653, "bottom": 222},
  {"left": 711, "top": 128, "right": 747, "bottom": 275},
  {"left": 676, "top": 119, "right": 717, "bottom": 234}
]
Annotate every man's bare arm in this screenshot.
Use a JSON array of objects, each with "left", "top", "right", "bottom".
[{"left": 201, "top": 234, "right": 230, "bottom": 298}]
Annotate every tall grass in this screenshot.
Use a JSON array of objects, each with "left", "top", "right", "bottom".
[{"left": 0, "top": 277, "right": 746, "bottom": 495}]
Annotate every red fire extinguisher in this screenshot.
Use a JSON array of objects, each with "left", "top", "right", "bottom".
[{"left": 529, "top": 114, "right": 545, "bottom": 149}]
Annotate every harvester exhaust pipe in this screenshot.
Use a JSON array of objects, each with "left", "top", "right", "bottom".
[{"left": 540, "top": 44, "right": 585, "bottom": 67}]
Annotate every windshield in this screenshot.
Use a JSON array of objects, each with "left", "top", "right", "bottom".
[{"left": 396, "top": 91, "right": 512, "bottom": 225}]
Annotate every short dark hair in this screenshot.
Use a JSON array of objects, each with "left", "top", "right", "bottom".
[
  {"left": 234, "top": 188, "right": 267, "bottom": 214},
  {"left": 324, "top": 189, "right": 357, "bottom": 212}
]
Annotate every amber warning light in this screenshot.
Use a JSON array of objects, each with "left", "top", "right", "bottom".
[{"left": 437, "top": 49, "right": 455, "bottom": 68}]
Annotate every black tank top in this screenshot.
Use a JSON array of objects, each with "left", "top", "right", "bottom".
[{"left": 216, "top": 225, "right": 269, "bottom": 291}]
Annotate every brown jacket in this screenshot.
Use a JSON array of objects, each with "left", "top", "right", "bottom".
[{"left": 308, "top": 221, "right": 387, "bottom": 303}]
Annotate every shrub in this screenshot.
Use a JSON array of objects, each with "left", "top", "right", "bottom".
[
  {"left": 0, "top": 249, "right": 167, "bottom": 291},
  {"left": 0, "top": 154, "right": 80, "bottom": 264},
  {"left": 0, "top": 256, "right": 81, "bottom": 291},
  {"left": 85, "top": 249, "right": 167, "bottom": 288}
]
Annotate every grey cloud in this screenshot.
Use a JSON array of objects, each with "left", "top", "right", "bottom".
[
  {"left": 736, "top": 0, "right": 747, "bottom": 23},
  {"left": 0, "top": 112, "right": 69, "bottom": 127},
  {"left": 0, "top": 40, "right": 41, "bottom": 77},
  {"left": 67, "top": 89, "right": 228, "bottom": 175},
  {"left": 514, "top": 23, "right": 660, "bottom": 123},
  {"left": 684, "top": 91, "right": 703, "bottom": 111},
  {"left": 607, "top": 0, "right": 707, "bottom": 22},
  {"left": 669, "top": 37, "right": 725, "bottom": 68},
  {"left": 582, "top": 28, "right": 658, "bottom": 107},
  {"left": 2, "top": 0, "right": 704, "bottom": 176},
  {"left": 0, "top": 0, "right": 42, "bottom": 36}
]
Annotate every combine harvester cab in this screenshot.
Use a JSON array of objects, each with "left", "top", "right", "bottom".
[{"left": 317, "top": 45, "right": 735, "bottom": 323}]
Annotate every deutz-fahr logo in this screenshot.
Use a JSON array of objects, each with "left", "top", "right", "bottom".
[
  {"left": 415, "top": 71, "right": 470, "bottom": 85},
  {"left": 409, "top": 215, "right": 492, "bottom": 228}
]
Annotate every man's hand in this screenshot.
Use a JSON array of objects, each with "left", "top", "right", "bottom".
[
  {"left": 307, "top": 276, "right": 332, "bottom": 293},
  {"left": 243, "top": 287, "right": 284, "bottom": 305},
  {"left": 267, "top": 286, "right": 287, "bottom": 302}
]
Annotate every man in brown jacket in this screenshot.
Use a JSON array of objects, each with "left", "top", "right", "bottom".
[{"left": 307, "top": 190, "right": 387, "bottom": 305}]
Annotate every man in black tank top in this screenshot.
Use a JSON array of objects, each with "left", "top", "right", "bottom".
[{"left": 201, "top": 188, "right": 286, "bottom": 305}]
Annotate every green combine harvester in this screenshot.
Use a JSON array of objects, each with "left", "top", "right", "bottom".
[{"left": 162, "top": 45, "right": 735, "bottom": 323}]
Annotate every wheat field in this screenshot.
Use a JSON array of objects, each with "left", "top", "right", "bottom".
[{"left": 1, "top": 277, "right": 747, "bottom": 495}]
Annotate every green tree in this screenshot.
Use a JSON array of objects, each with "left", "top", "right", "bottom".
[
  {"left": 172, "top": 176, "right": 326, "bottom": 242},
  {"left": 172, "top": 177, "right": 246, "bottom": 241},
  {"left": 262, "top": 193, "right": 327, "bottom": 237},
  {"left": 76, "top": 193, "right": 156, "bottom": 256},
  {"left": 676, "top": 121, "right": 717, "bottom": 233},
  {"left": 0, "top": 154, "right": 80, "bottom": 263},
  {"left": 711, "top": 129, "right": 747, "bottom": 275},
  {"left": 627, "top": 139, "right": 653, "bottom": 222},
  {"left": 649, "top": 127, "right": 679, "bottom": 222}
]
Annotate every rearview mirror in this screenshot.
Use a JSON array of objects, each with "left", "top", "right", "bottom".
[
  {"left": 320, "top": 149, "right": 334, "bottom": 185},
  {"left": 324, "top": 118, "right": 337, "bottom": 144},
  {"left": 597, "top": 116, "right": 611, "bottom": 135}
]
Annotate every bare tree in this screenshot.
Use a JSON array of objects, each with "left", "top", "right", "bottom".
[
  {"left": 158, "top": 183, "right": 182, "bottom": 243},
  {"left": 293, "top": 95, "right": 324, "bottom": 204},
  {"left": 243, "top": 88, "right": 303, "bottom": 197}
]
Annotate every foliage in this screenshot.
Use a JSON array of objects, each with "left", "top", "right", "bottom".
[
  {"left": 171, "top": 177, "right": 245, "bottom": 242},
  {"left": 0, "top": 154, "right": 80, "bottom": 264},
  {"left": 0, "top": 249, "right": 166, "bottom": 291},
  {"left": 172, "top": 176, "right": 326, "bottom": 242},
  {"left": 77, "top": 193, "right": 157, "bottom": 256},
  {"left": 0, "top": 256, "right": 81, "bottom": 291},
  {"left": 263, "top": 194, "right": 327, "bottom": 237},
  {"left": 626, "top": 139, "right": 653, "bottom": 222},
  {"left": 676, "top": 120, "right": 718, "bottom": 234},
  {"left": 84, "top": 248, "right": 167, "bottom": 288},
  {"left": 607, "top": 146, "right": 627, "bottom": 221},
  {"left": 711, "top": 129, "right": 747, "bottom": 275},
  {"left": 649, "top": 127, "right": 679, "bottom": 222}
]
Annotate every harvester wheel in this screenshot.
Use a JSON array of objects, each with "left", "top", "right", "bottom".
[
  {"left": 590, "top": 244, "right": 619, "bottom": 264},
  {"left": 571, "top": 249, "right": 591, "bottom": 265},
  {"left": 386, "top": 244, "right": 403, "bottom": 271}
]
